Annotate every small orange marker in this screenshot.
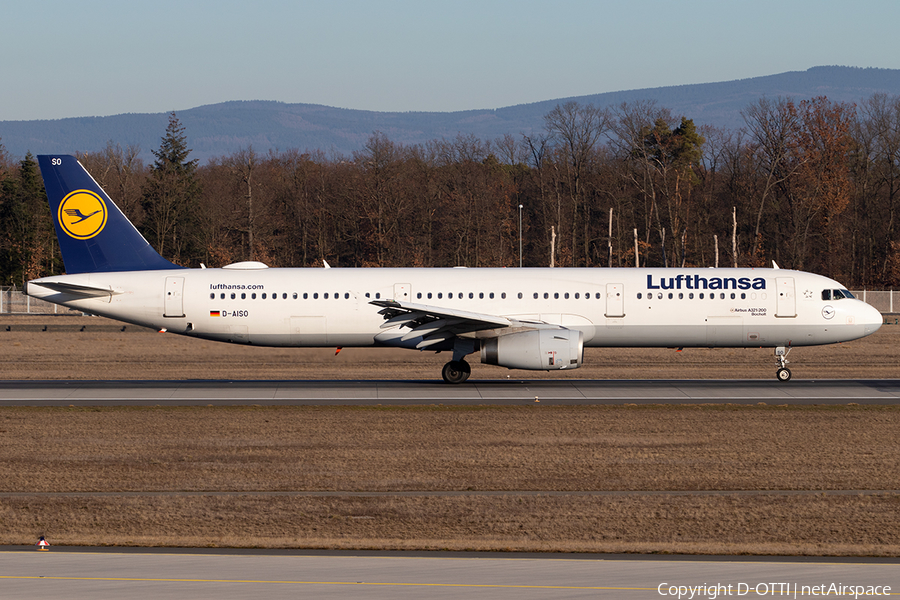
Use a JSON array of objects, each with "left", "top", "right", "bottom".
[{"left": 335, "top": 347, "right": 342, "bottom": 356}]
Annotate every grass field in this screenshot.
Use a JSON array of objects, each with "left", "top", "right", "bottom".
[
  {"left": 0, "top": 314, "right": 898, "bottom": 381},
  {"left": 0, "top": 316, "right": 898, "bottom": 555}
]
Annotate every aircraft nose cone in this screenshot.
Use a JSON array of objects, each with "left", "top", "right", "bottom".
[{"left": 862, "top": 302, "right": 883, "bottom": 334}]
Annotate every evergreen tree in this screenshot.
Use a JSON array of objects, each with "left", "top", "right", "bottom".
[
  {"left": 0, "top": 153, "right": 55, "bottom": 284},
  {"left": 141, "top": 113, "right": 201, "bottom": 263}
]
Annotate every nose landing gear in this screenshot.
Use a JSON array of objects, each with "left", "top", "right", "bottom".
[{"left": 775, "top": 346, "right": 792, "bottom": 381}]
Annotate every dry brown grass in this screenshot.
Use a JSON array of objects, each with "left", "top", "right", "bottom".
[
  {"left": 0, "top": 315, "right": 898, "bottom": 380},
  {"left": 1, "top": 405, "right": 898, "bottom": 555},
  {"left": 1, "top": 315, "right": 898, "bottom": 554}
]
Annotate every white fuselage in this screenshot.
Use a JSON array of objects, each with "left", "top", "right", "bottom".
[{"left": 27, "top": 266, "right": 883, "bottom": 351}]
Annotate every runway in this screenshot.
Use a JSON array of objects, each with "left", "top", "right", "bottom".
[
  {"left": 0, "top": 378, "right": 899, "bottom": 406},
  {"left": 1, "top": 549, "right": 897, "bottom": 600}
]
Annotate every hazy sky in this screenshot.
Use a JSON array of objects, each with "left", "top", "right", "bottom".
[{"left": 4, "top": 0, "right": 899, "bottom": 121}]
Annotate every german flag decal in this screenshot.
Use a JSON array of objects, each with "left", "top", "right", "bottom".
[{"left": 210, "top": 310, "right": 221, "bottom": 317}]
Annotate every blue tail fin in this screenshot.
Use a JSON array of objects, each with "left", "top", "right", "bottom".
[{"left": 38, "top": 155, "right": 182, "bottom": 274}]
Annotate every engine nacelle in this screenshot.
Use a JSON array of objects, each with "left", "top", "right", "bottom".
[{"left": 480, "top": 329, "right": 583, "bottom": 371}]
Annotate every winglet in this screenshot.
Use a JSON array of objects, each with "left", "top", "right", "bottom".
[{"left": 38, "top": 155, "right": 183, "bottom": 274}]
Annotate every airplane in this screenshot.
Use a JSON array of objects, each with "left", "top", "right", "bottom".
[{"left": 26, "top": 155, "right": 883, "bottom": 383}]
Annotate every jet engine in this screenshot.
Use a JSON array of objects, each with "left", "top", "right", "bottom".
[{"left": 480, "top": 329, "right": 583, "bottom": 371}]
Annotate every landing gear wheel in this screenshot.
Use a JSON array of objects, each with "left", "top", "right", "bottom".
[
  {"left": 774, "top": 346, "right": 792, "bottom": 382},
  {"left": 442, "top": 360, "right": 471, "bottom": 384}
]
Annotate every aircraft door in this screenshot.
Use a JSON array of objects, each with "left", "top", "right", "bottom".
[
  {"left": 164, "top": 276, "right": 185, "bottom": 317},
  {"left": 605, "top": 283, "right": 625, "bottom": 318},
  {"left": 393, "top": 283, "right": 411, "bottom": 302},
  {"left": 775, "top": 277, "right": 796, "bottom": 318}
]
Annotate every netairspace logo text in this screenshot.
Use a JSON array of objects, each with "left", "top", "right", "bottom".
[{"left": 658, "top": 582, "right": 891, "bottom": 599}]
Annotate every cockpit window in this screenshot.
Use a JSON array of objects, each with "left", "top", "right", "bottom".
[{"left": 823, "top": 289, "right": 855, "bottom": 300}]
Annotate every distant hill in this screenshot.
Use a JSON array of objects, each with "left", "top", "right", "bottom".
[{"left": 3, "top": 66, "right": 900, "bottom": 165}]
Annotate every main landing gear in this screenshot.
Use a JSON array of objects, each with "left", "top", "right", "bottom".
[
  {"left": 775, "top": 346, "right": 792, "bottom": 381},
  {"left": 442, "top": 360, "right": 471, "bottom": 384}
]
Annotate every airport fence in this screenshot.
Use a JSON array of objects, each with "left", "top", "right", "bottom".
[
  {"left": 1, "top": 288, "right": 899, "bottom": 316},
  {"left": 0, "top": 288, "right": 82, "bottom": 315}
]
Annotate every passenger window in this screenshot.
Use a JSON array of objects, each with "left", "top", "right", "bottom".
[
  {"left": 220, "top": 293, "right": 225, "bottom": 300},
  {"left": 324, "top": 293, "right": 328, "bottom": 299},
  {"left": 595, "top": 292, "right": 601, "bottom": 299},
  {"left": 375, "top": 292, "right": 381, "bottom": 299},
  {"left": 533, "top": 292, "right": 539, "bottom": 299},
  {"left": 313, "top": 293, "right": 318, "bottom": 299},
  {"left": 437, "top": 292, "right": 442, "bottom": 299},
  {"left": 501, "top": 292, "right": 506, "bottom": 299},
  {"left": 699, "top": 293, "right": 704, "bottom": 299},
  {"left": 262, "top": 293, "right": 267, "bottom": 299},
  {"left": 448, "top": 293, "right": 454, "bottom": 299},
  {"left": 303, "top": 292, "right": 308, "bottom": 299},
  {"left": 241, "top": 293, "right": 246, "bottom": 299},
  {"left": 720, "top": 293, "right": 725, "bottom": 299},
  {"left": 518, "top": 292, "right": 522, "bottom": 299},
  {"left": 292, "top": 293, "right": 297, "bottom": 299},
  {"left": 657, "top": 293, "right": 663, "bottom": 299},
  {"left": 252, "top": 293, "right": 257, "bottom": 299},
  {"left": 554, "top": 293, "right": 559, "bottom": 299},
  {"left": 417, "top": 292, "right": 422, "bottom": 299},
  {"left": 730, "top": 293, "right": 735, "bottom": 299},
  {"left": 469, "top": 292, "right": 474, "bottom": 299},
  {"left": 209, "top": 293, "right": 215, "bottom": 299},
  {"left": 668, "top": 293, "right": 673, "bottom": 299},
  {"left": 637, "top": 292, "right": 642, "bottom": 299},
  {"left": 689, "top": 293, "right": 694, "bottom": 299},
  {"left": 678, "top": 293, "right": 683, "bottom": 299},
  {"left": 427, "top": 292, "right": 432, "bottom": 299},
  {"left": 544, "top": 292, "right": 549, "bottom": 299},
  {"left": 575, "top": 293, "right": 580, "bottom": 299},
  {"left": 741, "top": 293, "right": 746, "bottom": 299}
]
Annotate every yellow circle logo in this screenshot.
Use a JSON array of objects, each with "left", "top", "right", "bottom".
[{"left": 58, "top": 190, "right": 108, "bottom": 239}]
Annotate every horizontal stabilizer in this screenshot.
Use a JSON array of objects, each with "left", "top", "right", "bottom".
[{"left": 28, "top": 280, "right": 118, "bottom": 298}]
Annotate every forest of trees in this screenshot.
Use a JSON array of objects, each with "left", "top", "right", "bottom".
[{"left": 2, "top": 93, "right": 900, "bottom": 289}]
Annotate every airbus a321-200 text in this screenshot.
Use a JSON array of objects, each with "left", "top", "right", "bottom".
[{"left": 26, "top": 155, "right": 883, "bottom": 383}]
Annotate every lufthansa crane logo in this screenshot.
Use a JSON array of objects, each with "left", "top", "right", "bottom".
[{"left": 58, "top": 190, "right": 108, "bottom": 239}]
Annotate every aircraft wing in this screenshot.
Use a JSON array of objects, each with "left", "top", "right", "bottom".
[{"left": 370, "top": 299, "right": 517, "bottom": 348}]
